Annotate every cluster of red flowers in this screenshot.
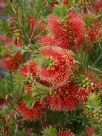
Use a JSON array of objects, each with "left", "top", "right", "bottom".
[
  {"left": 1, "top": 6, "right": 101, "bottom": 132},
  {"left": 1, "top": 1, "right": 102, "bottom": 135},
  {"left": 16, "top": 11, "right": 100, "bottom": 121},
  {"left": 46, "top": 81, "right": 92, "bottom": 111},
  {"left": 40, "top": 16, "right": 69, "bottom": 49},
  {"left": 18, "top": 45, "right": 76, "bottom": 119},
  {"left": 40, "top": 11, "right": 86, "bottom": 49},
  {"left": 36, "top": 46, "right": 75, "bottom": 88},
  {"left": 17, "top": 77, "right": 94, "bottom": 121},
  {"left": 65, "top": 10, "right": 86, "bottom": 47}
]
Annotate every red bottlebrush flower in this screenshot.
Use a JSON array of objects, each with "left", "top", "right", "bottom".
[
  {"left": 17, "top": 101, "right": 45, "bottom": 120},
  {"left": 47, "top": 16, "right": 60, "bottom": 35},
  {"left": 40, "top": 16, "right": 71, "bottom": 49},
  {"left": 36, "top": 46, "right": 75, "bottom": 88},
  {"left": 58, "top": 130, "right": 75, "bottom": 136},
  {"left": 43, "top": 12, "right": 86, "bottom": 48},
  {"left": 47, "top": 16, "right": 66, "bottom": 37},
  {"left": 65, "top": 11, "right": 86, "bottom": 47},
  {"left": 50, "top": 82, "right": 79, "bottom": 111}
]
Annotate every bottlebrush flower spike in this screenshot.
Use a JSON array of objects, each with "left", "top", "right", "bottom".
[
  {"left": 46, "top": 16, "right": 70, "bottom": 48},
  {"left": 47, "top": 16, "right": 62, "bottom": 36},
  {"left": 40, "top": 12, "right": 86, "bottom": 48},
  {"left": 65, "top": 10, "right": 86, "bottom": 47},
  {"left": 58, "top": 130, "right": 75, "bottom": 136},
  {"left": 17, "top": 101, "right": 45, "bottom": 120},
  {"left": 47, "top": 16, "right": 67, "bottom": 37},
  {"left": 36, "top": 46, "right": 75, "bottom": 88}
]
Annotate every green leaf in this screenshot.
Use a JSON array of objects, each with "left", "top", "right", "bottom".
[
  {"left": 32, "top": 84, "right": 52, "bottom": 100},
  {"left": 23, "top": 94, "right": 35, "bottom": 108},
  {"left": 13, "top": 73, "right": 25, "bottom": 92},
  {"left": 53, "top": 4, "right": 68, "bottom": 18},
  {"left": 75, "top": 49, "right": 90, "bottom": 71},
  {"left": 89, "top": 41, "right": 102, "bottom": 70}
]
